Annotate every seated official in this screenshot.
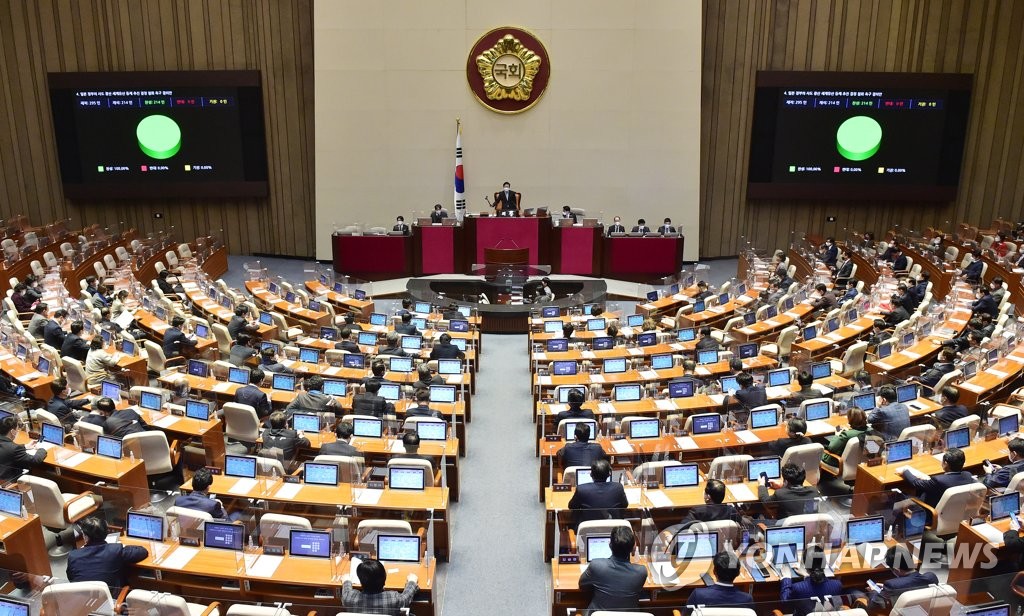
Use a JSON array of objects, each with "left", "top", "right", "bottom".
[
  {"left": 260, "top": 411, "right": 311, "bottom": 463},
  {"left": 285, "top": 374, "right": 338, "bottom": 414},
  {"left": 989, "top": 276, "right": 1007, "bottom": 305},
  {"left": 85, "top": 337, "right": 121, "bottom": 388},
  {"left": 67, "top": 516, "right": 148, "bottom": 595},
  {"left": 982, "top": 437, "right": 1024, "bottom": 490},
  {"left": 554, "top": 389, "right": 594, "bottom": 426},
  {"left": 494, "top": 181, "right": 519, "bottom": 216},
  {"left": 156, "top": 270, "right": 182, "bottom": 296},
  {"left": 687, "top": 551, "right": 755, "bottom": 609},
  {"left": 0, "top": 416, "right": 46, "bottom": 481},
  {"left": 27, "top": 302, "right": 47, "bottom": 339},
  {"left": 43, "top": 308, "right": 69, "bottom": 349},
  {"left": 868, "top": 385, "right": 910, "bottom": 442},
  {"left": 395, "top": 312, "right": 420, "bottom": 336},
  {"left": 865, "top": 546, "right": 938, "bottom": 612},
  {"left": 377, "top": 331, "right": 406, "bottom": 357},
  {"left": 605, "top": 323, "right": 624, "bottom": 347},
  {"left": 962, "top": 249, "right": 984, "bottom": 283},
  {"left": 174, "top": 467, "right": 227, "bottom": 518},
  {"left": 865, "top": 319, "right": 889, "bottom": 349},
  {"left": 891, "top": 247, "right": 909, "bottom": 272},
  {"left": 111, "top": 290, "right": 131, "bottom": 319},
  {"left": 810, "top": 283, "right": 836, "bottom": 311},
  {"left": 840, "top": 279, "right": 859, "bottom": 302},
  {"left": 568, "top": 458, "right": 628, "bottom": 530},
  {"left": 228, "top": 333, "right": 259, "bottom": 367},
  {"left": 362, "top": 360, "right": 389, "bottom": 389},
  {"left": 559, "top": 205, "right": 578, "bottom": 224},
  {"left": 781, "top": 545, "right": 845, "bottom": 616},
  {"left": 430, "top": 332, "right": 465, "bottom": 360},
  {"left": 819, "top": 237, "right": 838, "bottom": 268},
  {"left": 758, "top": 463, "right": 819, "bottom": 518},
  {"left": 931, "top": 386, "right": 969, "bottom": 430},
  {"left": 78, "top": 397, "right": 114, "bottom": 431},
  {"left": 46, "top": 377, "right": 90, "bottom": 427},
  {"left": 911, "top": 349, "right": 956, "bottom": 390},
  {"left": 405, "top": 388, "right": 444, "bottom": 419},
  {"left": 10, "top": 283, "right": 34, "bottom": 313},
  {"left": 898, "top": 448, "right": 977, "bottom": 562},
  {"left": 60, "top": 320, "right": 89, "bottom": 361},
  {"left": 972, "top": 286, "right": 999, "bottom": 318},
  {"left": 227, "top": 305, "right": 257, "bottom": 340},
  {"left": 834, "top": 250, "right": 854, "bottom": 284},
  {"left": 321, "top": 421, "right": 360, "bottom": 457},
  {"left": 695, "top": 326, "right": 720, "bottom": 352},
  {"left": 398, "top": 432, "right": 432, "bottom": 464},
  {"left": 882, "top": 294, "right": 911, "bottom": 327},
  {"left": 729, "top": 372, "right": 767, "bottom": 421},
  {"left": 341, "top": 558, "right": 418, "bottom": 613},
  {"left": 578, "top": 525, "right": 647, "bottom": 612},
  {"left": 352, "top": 381, "right": 394, "bottom": 418},
  {"left": 694, "top": 280, "right": 714, "bottom": 301},
  {"left": 606, "top": 216, "right": 626, "bottom": 235},
  {"left": 259, "top": 346, "right": 293, "bottom": 374},
  {"left": 105, "top": 405, "right": 149, "bottom": 438},
  {"left": 162, "top": 316, "right": 197, "bottom": 359},
  {"left": 397, "top": 299, "right": 412, "bottom": 317},
  {"left": 631, "top": 218, "right": 650, "bottom": 234},
  {"left": 561, "top": 321, "right": 575, "bottom": 340},
  {"left": 558, "top": 423, "right": 607, "bottom": 469},
  {"left": 769, "top": 417, "right": 811, "bottom": 458},
  {"left": 341, "top": 312, "right": 363, "bottom": 331},
  {"left": 679, "top": 479, "right": 743, "bottom": 528},
  {"left": 785, "top": 371, "right": 819, "bottom": 406},
  {"left": 392, "top": 215, "right": 410, "bottom": 235},
  {"left": 412, "top": 364, "right": 444, "bottom": 393},
  {"left": 235, "top": 367, "right": 271, "bottom": 420},
  {"left": 429, "top": 203, "right": 447, "bottom": 224},
  {"left": 334, "top": 327, "right": 361, "bottom": 353},
  {"left": 657, "top": 217, "right": 677, "bottom": 235},
  {"left": 821, "top": 408, "right": 870, "bottom": 465}
]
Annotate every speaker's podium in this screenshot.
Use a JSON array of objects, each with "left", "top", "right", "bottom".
[
  {"left": 471, "top": 247, "right": 550, "bottom": 304},
  {"left": 463, "top": 213, "right": 552, "bottom": 269}
]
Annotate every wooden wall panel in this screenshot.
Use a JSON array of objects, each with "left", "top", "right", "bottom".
[
  {"left": 701, "top": 0, "right": 1024, "bottom": 258},
  {"left": 0, "top": 0, "right": 314, "bottom": 258}
]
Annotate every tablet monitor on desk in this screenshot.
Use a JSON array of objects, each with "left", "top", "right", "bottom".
[
  {"left": 846, "top": 516, "right": 884, "bottom": 545},
  {"left": 541, "top": 306, "right": 560, "bottom": 318},
  {"left": 851, "top": 392, "right": 876, "bottom": 411},
  {"left": 40, "top": 422, "right": 64, "bottom": 447},
  {"left": 552, "top": 361, "right": 578, "bottom": 376},
  {"left": 810, "top": 362, "right": 831, "bottom": 380},
  {"left": 271, "top": 374, "right": 295, "bottom": 392},
  {"left": 204, "top": 521, "right": 244, "bottom": 551},
  {"left": 765, "top": 525, "right": 805, "bottom": 552},
  {"left": 228, "top": 367, "right": 250, "bottom": 385},
  {"left": 354, "top": 289, "right": 367, "bottom": 301},
  {"left": 628, "top": 418, "right": 660, "bottom": 439},
  {"left": 194, "top": 324, "right": 209, "bottom": 339},
  {"left": 268, "top": 282, "right": 280, "bottom": 295},
  {"left": 389, "top": 466, "right": 426, "bottom": 490},
  {"left": 965, "top": 605, "right": 1011, "bottom": 616},
  {"left": 564, "top": 420, "right": 597, "bottom": 440},
  {"left": 720, "top": 375, "right": 740, "bottom": 393},
  {"left": 627, "top": 314, "right": 644, "bottom": 328},
  {"left": 675, "top": 531, "right": 718, "bottom": 560},
  {"left": 259, "top": 312, "right": 273, "bottom": 326},
  {"left": 100, "top": 380, "right": 121, "bottom": 402},
  {"left": 186, "top": 399, "right": 213, "bottom": 421},
  {"left": 121, "top": 339, "right": 136, "bottom": 356},
  {"left": 614, "top": 384, "right": 642, "bottom": 402},
  {"left": 768, "top": 369, "right": 791, "bottom": 387},
  {"left": 36, "top": 356, "right": 51, "bottom": 376},
  {"left": 669, "top": 379, "right": 695, "bottom": 398},
  {"left": 603, "top": 358, "right": 627, "bottom": 374},
  {"left": 585, "top": 535, "right": 613, "bottom": 561},
  {"left": 377, "top": 534, "right": 421, "bottom": 562},
  {"left": 804, "top": 401, "right": 831, "bottom": 421},
  {"left": 802, "top": 325, "right": 818, "bottom": 340},
  {"left": 369, "top": 313, "right": 387, "bottom": 326},
  {"left": 697, "top": 350, "right": 718, "bottom": 365},
  {"left": 691, "top": 414, "right": 721, "bottom": 435},
  {"left": 962, "top": 360, "right": 978, "bottom": 379},
  {"left": 750, "top": 407, "right": 780, "bottom": 429},
  {"left": 415, "top": 302, "right": 432, "bottom": 314},
  {"left": 357, "top": 332, "right": 378, "bottom": 346},
  {"left": 379, "top": 383, "right": 400, "bottom": 401},
  {"left": 877, "top": 342, "right": 893, "bottom": 359},
  {"left": 637, "top": 332, "right": 657, "bottom": 347},
  {"left": 546, "top": 338, "right": 568, "bottom": 352},
  {"left": 556, "top": 386, "right": 586, "bottom": 403},
  {"left": 139, "top": 390, "right": 163, "bottom": 412},
  {"left": 652, "top": 354, "right": 674, "bottom": 370},
  {"left": 289, "top": 529, "right": 331, "bottom": 558},
  {"left": 303, "top": 462, "right": 339, "bottom": 486},
  {"left": 747, "top": 456, "right": 782, "bottom": 481},
  {"left": 352, "top": 417, "right": 383, "bottom": 438},
  {"left": 743, "top": 312, "right": 757, "bottom": 326},
  {"left": 292, "top": 413, "right": 320, "bottom": 433},
  {"left": 343, "top": 353, "right": 365, "bottom": 369},
  {"left": 437, "top": 359, "right": 462, "bottom": 375},
  {"left": 944, "top": 427, "right": 970, "bottom": 449},
  {"left": 886, "top": 440, "right": 914, "bottom": 463},
  {"left": 126, "top": 511, "right": 164, "bottom": 541},
  {"left": 646, "top": 291, "right": 660, "bottom": 302},
  {"left": 846, "top": 308, "right": 859, "bottom": 322},
  {"left": 429, "top": 385, "right": 456, "bottom": 404},
  {"left": 322, "top": 379, "right": 347, "bottom": 396},
  {"left": 999, "top": 414, "right": 1020, "bottom": 436},
  {"left": 544, "top": 320, "right": 562, "bottom": 333},
  {"left": 664, "top": 463, "right": 700, "bottom": 488},
  {"left": 416, "top": 421, "right": 447, "bottom": 441},
  {"left": 319, "top": 326, "right": 337, "bottom": 341},
  {"left": 718, "top": 293, "right": 730, "bottom": 305},
  {"left": 449, "top": 319, "right": 469, "bottom": 332},
  {"left": 187, "top": 359, "right": 209, "bottom": 378},
  {"left": 737, "top": 343, "right": 759, "bottom": 359},
  {"left": 96, "top": 435, "right": 122, "bottom": 459},
  {"left": 298, "top": 348, "right": 320, "bottom": 364},
  {"left": 677, "top": 328, "right": 696, "bottom": 342},
  {"left": 0, "top": 597, "right": 30, "bottom": 616},
  {"left": 896, "top": 383, "right": 918, "bottom": 404},
  {"left": 693, "top": 300, "right": 706, "bottom": 313},
  {"left": 587, "top": 318, "right": 606, "bottom": 331},
  {"left": 783, "top": 297, "right": 796, "bottom": 312},
  {"left": 575, "top": 468, "right": 593, "bottom": 485},
  {"left": 260, "top": 341, "right": 280, "bottom": 354},
  {"left": 389, "top": 357, "right": 413, "bottom": 373},
  {"left": 900, "top": 331, "right": 915, "bottom": 347},
  {"left": 765, "top": 306, "right": 778, "bottom": 319},
  {"left": 401, "top": 336, "right": 422, "bottom": 351},
  {"left": 826, "top": 317, "right": 840, "bottom": 333},
  {"left": 990, "top": 491, "right": 1021, "bottom": 522},
  {"left": 0, "top": 487, "right": 23, "bottom": 517},
  {"left": 224, "top": 455, "right": 257, "bottom": 478},
  {"left": 307, "top": 300, "right": 320, "bottom": 312}
]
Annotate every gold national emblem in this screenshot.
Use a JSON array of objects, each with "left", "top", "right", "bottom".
[{"left": 475, "top": 34, "right": 542, "bottom": 102}]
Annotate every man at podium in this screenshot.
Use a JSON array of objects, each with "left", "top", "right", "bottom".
[{"left": 494, "top": 181, "right": 521, "bottom": 217}]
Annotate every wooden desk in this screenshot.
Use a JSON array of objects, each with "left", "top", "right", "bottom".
[
  {"left": 177, "top": 284, "right": 278, "bottom": 340},
  {"left": 245, "top": 282, "right": 332, "bottom": 328},
  {"left": 136, "top": 408, "right": 227, "bottom": 468},
  {"left": 840, "top": 246, "right": 881, "bottom": 292},
  {"left": 0, "top": 514, "right": 52, "bottom": 577},
  {"left": 636, "top": 286, "right": 700, "bottom": 321},
  {"left": 132, "top": 308, "right": 219, "bottom": 357},
  {"left": 677, "top": 294, "right": 757, "bottom": 329},
  {"left": 304, "top": 279, "right": 375, "bottom": 319},
  {"left": 0, "top": 352, "right": 54, "bottom": 401},
  {"left": 865, "top": 308, "right": 973, "bottom": 380},
  {"left": 946, "top": 517, "right": 1016, "bottom": 587},
  {"left": 730, "top": 303, "right": 816, "bottom": 344},
  {"left": 789, "top": 315, "right": 879, "bottom": 366},
  {"left": 124, "top": 537, "right": 436, "bottom": 616},
  {"left": 957, "top": 347, "right": 1024, "bottom": 406}
]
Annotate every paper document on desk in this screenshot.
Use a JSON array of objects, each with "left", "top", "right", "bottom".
[
  {"left": 675, "top": 436, "right": 698, "bottom": 450},
  {"left": 61, "top": 452, "right": 92, "bottom": 468},
  {"left": 628, "top": 347, "right": 644, "bottom": 356},
  {"left": 640, "top": 370, "right": 659, "bottom": 380},
  {"left": 903, "top": 351, "right": 922, "bottom": 360},
  {"left": 806, "top": 421, "right": 833, "bottom": 436},
  {"left": 764, "top": 319, "right": 780, "bottom": 328},
  {"left": 353, "top": 488, "right": 383, "bottom": 505},
  {"left": 873, "top": 361, "right": 894, "bottom": 371},
  {"left": 153, "top": 415, "right": 180, "bottom": 429},
  {"left": 641, "top": 303, "right": 655, "bottom": 310},
  {"left": 20, "top": 371, "right": 44, "bottom": 381},
  {"left": 534, "top": 352, "right": 547, "bottom": 361},
  {"left": 960, "top": 382, "right": 984, "bottom": 393},
  {"left": 161, "top": 546, "right": 198, "bottom": 570},
  {"left": 599, "top": 403, "right": 617, "bottom": 414},
  {"left": 390, "top": 440, "right": 407, "bottom": 453},
  {"left": 547, "top": 404, "right": 568, "bottom": 415},
  {"left": 971, "top": 523, "right": 1006, "bottom": 544},
  {"left": 669, "top": 343, "right": 684, "bottom": 351},
  {"left": 580, "top": 351, "right": 595, "bottom": 359},
  {"left": 673, "top": 294, "right": 687, "bottom": 301},
  {"left": 274, "top": 483, "right": 302, "bottom": 499},
  {"left": 727, "top": 483, "right": 757, "bottom": 502},
  {"left": 624, "top": 487, "right": 641, "bottom": 505},
  {"left": 734, "top": 430, "right": 760, "bottom": 444},
  {"left": 447, "top": 374, "right": 464, "bottom": 384},
  {"left": 321, "top": 366, "right": 341, "bottom": 376},
  {"left": 611, "top": 439, "right": 634, "bottom": 454},
  {"left": 655, "top": 399, "right": 676, "bottom": 411},
  {"left": 708, "top": 394, "right": 726, "bottom": 405},
  {"left": 645, "top": 490, "right": 673, "bottom": 508},
  {"left": 228, "top": 478, "right": 258, "bottom": 495},
  {"left": 988, "top": 369, "right": 1009, "bottom": 380},
  {"left": 590, "top": 374, "right": 605, "bottom": 384},
  {"left": 812, "top": 384, "right": 833, "bottom": 395},
  {"left": 765, "top": 386, "right": 791, "bottom": 399},
  {"left": 297, "top": 337, "right": 316, "bottom": 346},
  {"left": 695, "top": 367, "right": 711, "bottom": 377},
  {"left": 246, "top": 554, "right": 283, "bottom": 578},
  {"left": 213, "top": 382, "right": 232, "bottom": 393},
  {"left": 153, "top": 323, "right": 169, "bottom": 331},
  {"left": 538, "top": 376, "right": 552, "bottom": 386}
]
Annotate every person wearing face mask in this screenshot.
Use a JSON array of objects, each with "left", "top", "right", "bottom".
[
  {"left": 607, "top": 216, "right": 625, "bottom": 235},
  {"left": 430, "top": 203, "right": 447, "bottom": 224},
  {"left": 819, "top": 237, "right": 838, "bottom": 268},
  {"left": 493, "top": 181, "right": 520, "bottom": 217},
  {"left": 560, "top": 206, "right": 578, "bottom": 224},
  {"left": 658, "top": 218, "right": 676, "bottom": 235},
  {"left": 392, "top": 215, "right": 410, "bottom": 235}
]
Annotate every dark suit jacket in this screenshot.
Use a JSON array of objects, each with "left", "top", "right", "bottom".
[
  {"left": 394, "top": 323, "right": 420, "bottom": 336},
  {"left": 392, "top": 223, "right": 410, "bottom": 234},
  {"left": 687, "top": 584, "right": 755, "bottom": 610},
  {"left": 695, "top": 337, "right": 721, "bottom": 351},
  {"left": 173, "top": 491, "right": 225, "bottom": 518},
  {"left": 412, "top": 375, "right": 445, "bottom": 392},
  {"left": 406, "top": 404, "right": 443, "bottom": 419},
  {"left": 769, "top": 435, "right": 811, "bottom": 458},
  {"left": 735, "top": 386, "right": 768, "bottom": 410},
  {"left": 0, "top": 435, "right": 46, "bottom": 481},
  {"left": 60, "top": 333, "right": 89, "bottom": 361},
  {"left": 933, "top": 404, "right": 968, "bottom": 429},
  {"left": 631, "top": 225, "right": 650, "bottom": 234},
  {"left": 554, "top": 407, "right": 596, "bottom": 428},
  {"left": 983, "top": 458, "right": 1024, "bottom": 489},
  {"left": 901, "top": 470, "right": 976, "bottom": 508},
  {"left": 260, "top": 427, "right": 310, "bottom": 461},
  {"left": 658, "top": 225, "right": 677, "bottom": 235},
  {"left": 560, "top": 212, "right": 579, "bottom": 224},
  {"left": 963, "top": 260, "right": 983, "bottom": 281},
  {"left": 430, "top": 210, "right": 447, "bottom": 223},
  {"left": 227, "top": 315, "right": 249, "bottom": 340},
  {"left": 821, "top": 244, "right": 838, "bottom": 267},
  {"left": 835, "top": 260, "right": 854, "bottom": 281},
  {"left": 495, "top": 189, "right": 519, "bottom": 212},
  {"left": 607, "top": 224, "right": 625, "bottom": 234},
  {"left": 972, "top": 295, "right": 998, "bottom": 318},
  {"left": 781, "top": 576, "right": 845, "bottom": 616},
  {"left": 558, "top": 441, "right": 607, "bottom": 469},
  {"left": 321, "top": 440, "right": 360, "bottom": 457},
  {"left": 680, "top": 503, "right": 742, "bottom": 527},
  {"left": 105, "top": 409, "right": 148, "bottom": 438},
  {"left": 918, "top": 361, "right": 956, "bottom": 388},
  {"left": 430, "top": 343, "right": 464, "bottom": 360},
  {"left": 578, "top": 555, "right": 648, "bottom": 611},
  {"left": 893, "top": 255, "right": 909, "bottom": 271},
  {"left": 236, "top": 384, "right": 272, "bottom": 419},
  {"left": 351, "top": 392, "right": 392, "bottom": 418},
  {"left": 47, "top": 395, "right": 89, "bottom": 426},
  {"left": 228, "top": 344, "right": 258, "bottom": 366},
  {"left": 758, "top": 483, "right": 820, "bottom": 518},
  {"left": 334, "top": 340, "right": 361, "bottom": 353},
  {"left": 867, "top": 571, "right": 938, "bottom": 611},
  {"left": 162, "top": 327, "right": 196, "bottom": 358},
  {"left": 66, "top": 541, "right": 149, "bottom": 594},
  {"left": 568, "top": 480, "right": 628, "bottom": 529}
]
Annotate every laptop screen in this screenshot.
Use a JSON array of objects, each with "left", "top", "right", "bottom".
[
  {"left": 675, "top": 532, "right": 718, "bottom": 560},
  {"left": 637, "top": 332, "right": 657, "bottom": 347},
  {"left": 664, "top": 463, "right": 700, "bottom": 488},
  {"left": 96, "top": 435, "right": 122, "bottom": 459},
  {"left": 693, "top": 300, "right": 706, "bottom": 313},
  {"left": 225, "top": 455, "right": 257, "bottom": 478},
  {"left": 457, "top": 306, "right": 471, "bottom": 317},
  {"left": 846, "top": 516, "right": 884, "bottom": 544},
  {"left": 896, "top": 383, "right": 918, "bottom": 403},
  {"left": 614, "top": 384, "right": 642, "bottom": 402},
  {"left": 544, "top": 320, "right": 562, "bottom": 333},
  {"left": 304, "top": 462, "right": 339, "bottom": 486},
  {"left": 40, "top": 422, "right": 64, "bottom": 446},
  {"left": 415, "top": 302, "right": 433, "bottom": 314},
  {"left": 377, "top": 534, "right": 421, "bottom": 562},
  {"left": 186, "top": 399, "right": 212, "bottom": 421},
  {"left": 541, "top": 306, "right": 560, "bottom": 318},
  {"left": 647, "top": 290, "right": 659, "bottom": 302},
  {"left": 126, "top": 511, "right": 164, "bottom": 541},
  {"left": 298, "top": 348, "right": 320, "bottom": 364},
  {"left": 546, "top": 338, "right": 568, "bottom": 352},
  {"left": 627, "top": 314, "right": 644, "bottom": 327},
  {"left": 575, "top": 468, "right": 594, "bottom": 485},
  {"left": 37, "top": 357, "right": 50, "bottom": 375},
  {"left": 449, "top": 319, "right": 469, "bottom": 332},
  {"left": 652, "top": 354, "right": 674, "bottom": 370},
  {"left": 827, "top": 317, "right": 840, "bottom": 332},
  {"left": 697, "top": 350, "right": 718, "bottom": 365},
  {"left": 628, "top": 419, "right": 660, "bottom": 439},
  {"left": 999, "top": 414, "right": 1020, "bottom": 436},
  {"left": 389, "top": 357, "right": 413, "bottom": 373},
  {"left": 802, "top": 325, "right": 817, "bottom": 340},
  {"left": 389, "top": 466, "right": 426, "bottom": 490},
  {"left": 259, "top": 311, "right": 273, "bottom": 326},
  {"left": 320, "top": 326, "right": 338, "bottom": 340},
  {"left": 810, "top": 362, "right": 831, "bottom": 379},
  {"left": 429, "top": 385, "right": 456, "bottom": 404},
  {"left": 804, "top": 401, "right": 831, "bottom": 421},
  {"left": 991, "top": 492, "right": 1021, "bottom": 520},
  {"left": 0, "top": 487, "right": 23, "bottom": 517},
  {"left": 438, "top": 359, "right": 462, "bottom": 375},
  {"left": 783, "top": 297, "right": 795, "bottom": 311},
  {"left": 747, "top": 457, "right": 782, "bottom": 481},
  {"left": 768, "top": 369, "right": 791, "bottom": 387},
  {"left": 587, "top": 318, "right": 606, "bottom": 331},
  {"left": 737, "top": 343, "right": 758, "bottom": 359},
  {"left": 323, "top": 379, "right": 347, "bottom": 396},
  {"left": 290, "top": 529, "right": 331, "bottom": 558},
  {"left": 139, "top": 391, "right": 162, "bottom": 411},
  {"left": 228, "top": 367, "right": 250, "bottom": 385},
  {"left": 743, "top": 312, "right": 757, "bottom": 326},
  {"left": 353, "top": 417, "right": 383, "bottom": 438},
  {"left": 369, "top": 313, "right": 387, "bottom": 326},
  {"left": 765, "top": 306, "right": 778, "bottom": 319},
  {"left": 354, "top": 289, "right": 367, "bottom": 300},
  {"left": 101, "top": 381, "right": 121, "bottom": 401},
  {"left": 669, "top": 380, "right": 695, "bottom": 398},
  {"left": 677, "top": 328, "right": 696, "bottom": 342},
  {"left": 877, "top": 342, "right": 893, "bottom": 359},
  {"left": 965, "top": 605, "right": 1011, "bottom": 616},
  {"left": 886, "top": 440, "right": 913, "bottom": 463},
  {"left": 586, "top": 535, "right": 613, "bottom": 561},
  {"left": 194, "top": 324, "right": 209, "bottom": 338},
  {"left": 292, "top": 413, "right": 320, "bottom": 433},
  {"left": 603, "top": 358, "right": 627, "bottom": 374},
  {"left": 720, "top": 375, "right": 740, "bottom": 393},
  {"left": 552, "top": 361, "right": 578, "bottom": 375},
  {"left": 271, "top": 374, "right": 295, "bottom": 391},
  {"left": 0, "top": 598, "right": 29, "bottom": 616},
  {"left": 204, "top": 521, "right": 244, "bottom": 551},
  {"left": 750, "top": 407, "right": 779, "bottom": 429},
  {"left": 963, "top": 360, "right": 977, "bottom": 379},
  {"left": 691, "top": 414, "right": 721, "bottom": 435},
  {"left": 416, "top": 421, "right": 447, "bottom": 441}
]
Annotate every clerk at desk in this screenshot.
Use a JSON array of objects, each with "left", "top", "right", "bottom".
[{"left": 493, "top": 181, "right": 521, "bottom": 217}]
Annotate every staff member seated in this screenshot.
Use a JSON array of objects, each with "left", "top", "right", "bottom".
[
  {"left": 758, "top": 462, "right": 819, "bottom": 518},
  {"left": 405, "top": 388, "right": 444, "bottom": 419},
  {"left": 395, "top": 313, "right": 420, "bottom": 336},
  {"left": 577, "top": 526, "right": 647, "bottom": 612},
  {"left": 351, "top": 381, "right": 393, "bottom": 418},
  {"left": 679, "top": 479, "right": 742, "bottom": 527},
  {"left": 341, "top": 558, "right": 419, "bottom": 613},
  {"left": 235, "top": 367, "right": 271, "bottom": 420},
  {"left": 568, "top": 458, "right": 628, "bottom": 530},
  {"left": 0, "top": 416, "right": 45, "bottom": 481},
  {"left": 558, "top": 423, "right": 607, "bottom": 469},
  {"left": 631, "top": 218, "right": 650, "bottom": 235},
  {"left": 780, "top": 545, "right": 845, "bottom": 616},
  {"left": 769, "top": 417, "right": 810, "bottom": 458},
  {"left": 334, "top": 327, "right": 360, "bottom": 353},
  {"left": 412, "top": 364, "right": 444, "bottom": 392},
  {"left": 695, "top": 326, "right": 720, "bottom": 352},
  {"left": 982, "top": 437, "right": 1024, "bottom": 489},
  {"left": 430, "top": 333, "right": 465, "bottom": 360},
  {"left": 686, "top": 551, "right": 755, "bottom": 609},
  {"left": 559, "top": 205, "right": 578, "bottom": 224},
  {"left": 868, "top": 385, "right": 910, "bottom": 442},
  {"left": 67, "top": 515, "right": 148, "bottom": 595},
  {"left": 173, "top": 467, "right": 228, "bottom": 518},
  {"left": 260, "top": 411, "right": 311, "bottom": 464},
  {"left": 864, "top": 546, "right": 938, "bottom": 611},
  {"left": 931, "top": 386, "right": 968, "bottom": 430},
  {"left": 554, "top": 389, "right": 594, "bottom": 426},
  {"left": 897, "top": 448, "right": 977, "bottom": 563},
  {"left": 429, "top": 203, "right": 447, "bottom": 223},
  {"left": 321, "top": 421, "right": 360, "bottom": 457},
  {"left": 392, "top": 215, "right": 410, "bottom": 235}
]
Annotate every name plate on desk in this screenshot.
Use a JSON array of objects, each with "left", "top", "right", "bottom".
[
  {"left": 262, "top": 545, "right": 284, "bottom": 556},
  {"left": 545, "top": 434, "right": 563, "bottom": 442},
  {"left": 559, "top": 554, "right": 580, "bottom": 564},
  {"left": 552, "top": 483, "right": 571, "bottom": 492},
  {"left": 366, "top": 480, "right": 385, "bottom": 490},
  {"left": 204, "top": 466, "right": 222, "bottom": 475}
]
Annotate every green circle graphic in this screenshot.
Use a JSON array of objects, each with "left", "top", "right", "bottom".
[
  {"left": 136, "top": 115, "right": 182, "bottom": 159},
  {"left": 836, "top": 116, "right": 882, "bottom": 161}
]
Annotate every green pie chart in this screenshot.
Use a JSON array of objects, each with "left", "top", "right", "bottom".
[
  {"left": 836, "top": 116, "right": 882, "bottom": 161},
  {"left": 136, "top": 115, "right": 181, "bottom": 159}
]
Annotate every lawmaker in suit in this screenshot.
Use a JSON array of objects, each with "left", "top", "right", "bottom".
[
  {"left": 867, "top": 385, "right": 910, "bottom": 441},
  {"left": 865, "top": 546, "right": 938, "bottom": 612},
  {"left": 559, "top": 206, "right": 578, "bottom": 224},
  {"left": 780, "top": 546, "right": 845, "bottom": 616},
  {"left": 429, "top": 203, "right": 447, "bottom": 223},
  {"left": 819, "top": 237, "right": 838, "bottom": 268},
  {"left": 606, "top": 216, "right": 626, "bottom": 235},
  {"left": 0, "top": 416, "right": 46, "bottom": 481},
  {"left": 899, "top": 448, "right": 977, "bottom": 563},
  {"left": 260, "top": 411, "right": 310, "bottom": 463},
  {"left": 334, "top": 327, "right": 361, "bottom": 353},
  {"left": 321, "top": 421, "right": 360, "bottom": 457},
  {"left": 430, "top": 333, "right": 465, "bottom": 360},
  {"left": 235, "top": 367, "right": 271, "bottom": 420},
  {"left": 341, "top": 559, "right": 418, "bottom": 613},
  {"left": 406, "top": 388, "right": 444, "bottom": 419},
  {"left": 162, "top": 316, "right": 197, "bottom": 359},
  {"left": 658, "top": 218, "right": 677, "bottom": 235},
  {"left": 679, "top": 479, "right": 742, "bottom": 528},
  {"left": 962, "top": 250, "right": 984, "bottom": 283},
  {"left": 494, "top": 181, "right": 520, "bottom": 216},
  {"left": 578, "top": 526, "right": 647, "bottom": 612},
  {"left": 67, "top": 516, "right": 148, "bottom": 595},
  {"left": 758, "top": 463, "right": 820, "bottom": 519},
  {"left": 173, "top": 467, "right": 227, "bottom": 518},
  {"left": 982, "top": 437, "right": 1024, "bottom": 489},
  {"left": 931, "top": 386, "right": 968, "bottom": 429},
  {"left": 631, "top": 218, "right": 650, "bottom": 235},
  {"left": 971, "top": 287, "right": 999, "bottom": 318},
  {"left": 285, "top": 374, "right": 338, "bottom": 414},
  {"left": 554, "top": 389, "right": 595, "bottom": 426},
  {"left": 60, "top": 320, "right": 89, "bottom": 361},
  {"left": 395, "top": 312, "right": 420, "bottom": 336},
  {"left": 392, "top": 216, "right": 410, "bottom": 235},
  {"left": 686, "top": 551, "right": 755, "bottom": 609},
  {"left": 694, "top": 326, "right": 721, "bottom": 352},
  {"left": 769, "top": 417, "right": 811, "bottom": 458},
  {"left": 558, "top": 423, "right": 607, "bottom": 469},
  {"left": 834, "top": 250, "right": 854, "bottom": 284},
  {"left": 351, "top": 380, "right": 393, "bottom": 418},
  {"left": 412, "top": 364, "right": 445, "bottom": 393},
  {"left": 568, "top": 459, "right": 628, "bottom": 530}
]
